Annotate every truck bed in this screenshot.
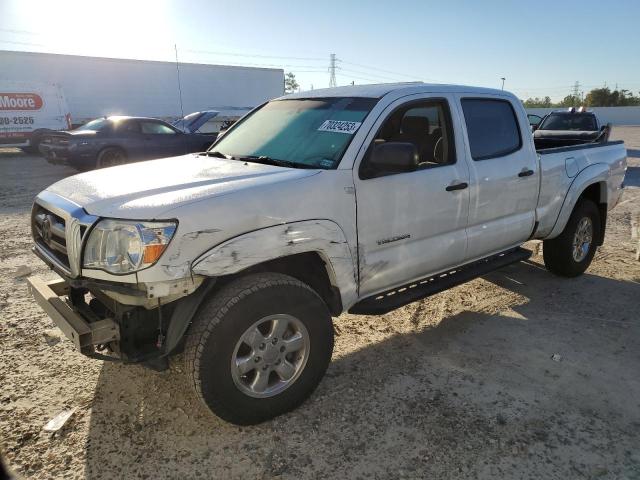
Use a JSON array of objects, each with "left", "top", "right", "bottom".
[{"left": 535, "top": 139, "right": 624, "bottom": 154}]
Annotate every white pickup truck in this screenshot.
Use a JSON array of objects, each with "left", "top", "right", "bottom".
[{"left": 28, "top": 83, "right": 627, "bottom": 425}]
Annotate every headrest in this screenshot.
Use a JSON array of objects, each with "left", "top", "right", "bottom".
[{"left": 401, "top": 116, "right": 429, "bottom": 135}]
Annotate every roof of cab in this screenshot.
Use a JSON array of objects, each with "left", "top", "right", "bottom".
[{"left": 281, "top": 82, "right": 512, "bottom": 100}]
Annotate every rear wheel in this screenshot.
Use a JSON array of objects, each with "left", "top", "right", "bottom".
[
  {"left": 543, "top": 199, "right": 600, "bottom": 277},
  {"left": 184, "top": 273, "right": 334, "bottom": 425},
  {"left": 96, "top": 147, "right": 127, "bottom": 169}
]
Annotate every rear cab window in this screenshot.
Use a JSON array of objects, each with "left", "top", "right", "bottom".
[{"left": 461, "top": 98, "right": 522, "bottom": 160}]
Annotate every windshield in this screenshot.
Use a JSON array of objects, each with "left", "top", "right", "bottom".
[
  {"left": 210, "top": 97, "right": 378, "bottom": 169},
  {"left": 75, "top": 118, "right": 111, "bottom": 132},
  {"left": 539, "top": 113, "right": 597, "bottom": 131}
]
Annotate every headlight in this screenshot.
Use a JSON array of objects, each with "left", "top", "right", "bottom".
[{"left": 83, "top": 219, "right": 177, "bottom": 274}]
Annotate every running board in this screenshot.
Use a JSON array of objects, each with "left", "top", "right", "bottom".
[{"left": 349, "top": 247, "right": 532, "bottom": 315}]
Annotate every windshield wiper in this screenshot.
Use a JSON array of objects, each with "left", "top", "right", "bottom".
[
  {"left": 202, "top": 150, "right": 230, "bottom": 159},
  {"left": 234, "top": 155, "right": 317, "bottom": 169}
]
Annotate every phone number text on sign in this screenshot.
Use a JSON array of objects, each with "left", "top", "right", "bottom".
[
  {"left": 317, "top": 120, "right": 362, "bottom": 134},
  {"left": 0, "top": 116, "right": 35, "bottom": 125}
]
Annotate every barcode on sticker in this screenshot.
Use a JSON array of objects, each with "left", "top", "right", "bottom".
[{"left": 317, "top": 120, "right": 362, "bottom": 134}]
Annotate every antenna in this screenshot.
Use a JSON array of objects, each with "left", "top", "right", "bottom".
[
  {"left": 174, "top": 44, "right": 185, "bottom": 121},
  {"left": 329, "top": 53, "right": 337, "bottom": 88}
]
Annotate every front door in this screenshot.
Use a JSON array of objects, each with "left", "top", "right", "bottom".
[
  {"left": 355, "top": 95, "right": 470, "bottom": 297},
  {"left": 139, "top": 120, "right": 186, "bottom": 158}
]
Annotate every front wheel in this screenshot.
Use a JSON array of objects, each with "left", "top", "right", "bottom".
[
  {"left": 184, "top": 273, "right": 334, "bottom": 425},
  {"left": 543, "top": 199, "right": 600, "bottom": 277}
]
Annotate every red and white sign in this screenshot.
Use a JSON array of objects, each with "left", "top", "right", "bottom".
[{"left": 0, "top": 93, "right": 43, "bottom": 111}]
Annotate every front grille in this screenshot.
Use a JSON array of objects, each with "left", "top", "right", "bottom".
[
  {"left": 31, "top": 192, "right": 96, "bottom": 277},
  {"left": 33, "top": 204, "right": 71, "bottom": 268}
]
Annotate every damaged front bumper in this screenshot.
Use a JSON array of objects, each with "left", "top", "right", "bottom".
[
  {"left": 27, "top": 277, "right": 120, "bottom": 355},
  {"left": 27, "top": 273, "right": 216, "bottom": 370}
]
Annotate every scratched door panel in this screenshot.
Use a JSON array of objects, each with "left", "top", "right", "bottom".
[{"left": 356, "top": 164, "right": 469, "bottom": 296}]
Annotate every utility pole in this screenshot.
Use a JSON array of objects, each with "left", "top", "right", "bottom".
[
  {"left": 500, "top": 77, "right": 505, "bottom": 90},
  {"left": 572, "top": 81, "right": 580, "bottom": 106},
  {"left": 329, "top": 53, "right": 337, "bottom": 88},
  {"left": 174, "top": 44, "right": 185, "bottom": 121}
]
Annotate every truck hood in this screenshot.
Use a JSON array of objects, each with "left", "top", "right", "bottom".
[{"left": 46, "top": 154, "right": 319, "bottom": 218}]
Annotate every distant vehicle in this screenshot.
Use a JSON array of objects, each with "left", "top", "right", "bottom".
[
  {"left": 39, "top": 116, "right": 217, "bottom": 170},
  {"left": 527, "top": 113, "right": 543, "bottom": 128},
  {"left": 533, "top": 107, "right": 611, "bottom": 149},
  {"left": 0, "top": 80, "right": 72, "bottom": 152},
  {"left": 172, "top": 108, "right": 252, "bottom": 135}
]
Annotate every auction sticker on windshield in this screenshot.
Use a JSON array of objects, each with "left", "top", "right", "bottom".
[{"left": 317, "top": 120, "right": 362, "bottom": 134}]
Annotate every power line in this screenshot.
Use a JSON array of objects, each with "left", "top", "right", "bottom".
[
  {"left": 338, "top": 58, "right": 440, "bottom": 82},
  {"left": 184, "top": 48, "right": 325, "bottom": 62},
  {"left": 339, "top": 67, "right": 413, "bottom": 83},
  {"left": 337, "top": 72, "right": 388, "bottom": 84}
]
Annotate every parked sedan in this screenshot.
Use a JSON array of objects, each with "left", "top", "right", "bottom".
[{"left": 39, "top": 116, "right": 217, "bottom": 170}]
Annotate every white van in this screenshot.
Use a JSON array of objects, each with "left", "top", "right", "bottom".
[{"left": 0, "top": 81, "right": 72, "bottom": 151}]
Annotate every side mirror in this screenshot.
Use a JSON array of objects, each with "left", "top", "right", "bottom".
[
  {"left": 530, "top": 125, "right": 537, "bottom": 132},
  {"left": 369, "top": 142, "right": 419, "bottom": 173}
]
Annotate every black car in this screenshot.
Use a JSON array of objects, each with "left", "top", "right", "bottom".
[
  {"left": 532, "top": 108, "right": 611, "bottom": 149},
  {"left": 39, "top": 116, "right": 217, "bottom": 170}
]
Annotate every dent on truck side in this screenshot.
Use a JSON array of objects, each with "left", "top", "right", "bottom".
[{"left": 191, "top": 219, "right": 359, "bottom": 310}]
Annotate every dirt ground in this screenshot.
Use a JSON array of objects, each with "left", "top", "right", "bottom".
[{"left": 1, "top": 128, "right": 639, "bottom": 480}]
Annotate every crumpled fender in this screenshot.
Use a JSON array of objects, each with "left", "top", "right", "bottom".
[
  {"left": 546, "top": 163, "right": 609, "bottom": 239},
  {"left": 191, "top": 219, "right": 358, "bottom": 309}
]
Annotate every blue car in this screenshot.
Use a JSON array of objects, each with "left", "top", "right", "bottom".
[{"left": 39, "top": 116, "right": 217, "bottom": 170}]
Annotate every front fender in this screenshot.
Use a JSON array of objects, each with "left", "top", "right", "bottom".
[
  {"left": 191, "top": 219, "right": 358, "bottom": 309},
  {"left": 546, "top": 163, "right": 609, "bottom": 239}
]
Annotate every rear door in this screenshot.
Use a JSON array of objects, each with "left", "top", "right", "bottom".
[
  {"left": 354, "top": 94, "right": 470, "bottom": 296},
  {"left": 455, "top": 96, "right": 539, "bottom": 261}
]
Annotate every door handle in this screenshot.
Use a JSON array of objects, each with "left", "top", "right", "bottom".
[
  {"left": 445, "top": 182, "right": 468, "bottom": 191},
  {"left": 518, "top": 169, "right": 534, "bottom": 177}
]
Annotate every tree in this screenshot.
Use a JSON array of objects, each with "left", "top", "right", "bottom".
[
  {"left": 523, "top": 96, "right": 552, "bottom": 108},
  {"left": 524, "top": 87, "right": 640, "bottom": 108},
  {"left": 284, "top": 72, "right": 299, "bottom": 94},
  {"left": 557, "top": 94, "right": 581, "bottom": 107},
  {"left": 584, "top": 87, "right": 640, "bottom": 107}
]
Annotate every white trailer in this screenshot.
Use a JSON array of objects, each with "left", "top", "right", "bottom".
[{"left": 0, "top": 50, "right": 284, "bottom": 125}]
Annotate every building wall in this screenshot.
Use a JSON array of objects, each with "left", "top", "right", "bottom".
[
  {"left": 526, "top": 106, "right": 640, "bottom": 126},
  {"left": 0, "top": 50, "right": 284, "bottom": 122}
]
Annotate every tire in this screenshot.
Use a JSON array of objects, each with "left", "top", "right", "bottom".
[
  {"left": 543, "top": 199, "right": 600, "bottom": 277},
  {"left": 184, "top": 272, "right": 334, "bottom": 425},
  {"left": 21, "top": 137, "right": 41, "bottom": 154},
  {"left": 95, "top": 147, "right": 127, "bottom": 169}
]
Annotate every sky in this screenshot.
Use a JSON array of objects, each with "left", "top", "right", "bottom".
[{"left": 1, "top": 0, "right": 639, "bottom": 101}]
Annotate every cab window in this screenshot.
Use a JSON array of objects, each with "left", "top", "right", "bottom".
[
  {"left": 360, "top": 99, "right": 456, "bottom": 178},
  {"left": 141, "top": 122, "right": 177, "bottom": 135},
  {"left": 461, "top": 98, "right": 522, "bottom": 160}
]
